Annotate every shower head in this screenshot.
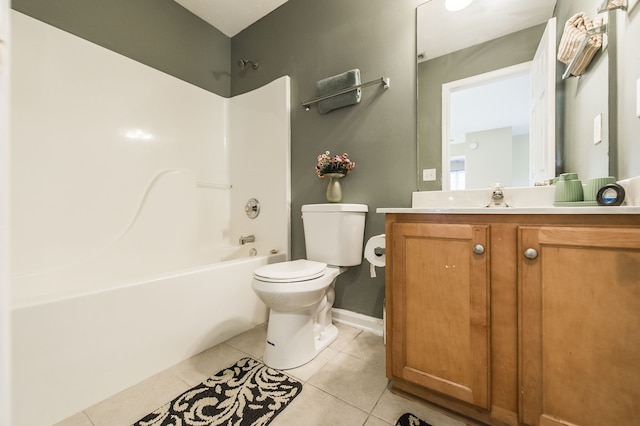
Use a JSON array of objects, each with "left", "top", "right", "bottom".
[{"left": 237, "top": 59, "right": 259, "bottom": 70}]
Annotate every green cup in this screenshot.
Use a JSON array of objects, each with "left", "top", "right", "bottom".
[
  {"left": 560, "top": 172, "right": 579, "bottom": 181},
  {"left": 555, "top": 173, "right": 584, "bottom": 202}
]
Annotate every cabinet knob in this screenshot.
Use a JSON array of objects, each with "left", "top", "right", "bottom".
[
  {"left": 524, "top": 248, "right": 538, "bottom": 259},
  {"left": 473, "top": 244, "right": 485, "bottom": 254}
]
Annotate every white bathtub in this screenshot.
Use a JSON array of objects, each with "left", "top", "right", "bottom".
[
  {"left": 10, "top": 15, "right": 292, "bottom": 426},
  {"left": 11, "top": 251, "right": 285, "bottom": 426}
]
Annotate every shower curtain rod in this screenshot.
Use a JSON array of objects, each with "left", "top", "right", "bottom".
[{"left": 301, "top": 77, "right": 390, "bottom": 110}]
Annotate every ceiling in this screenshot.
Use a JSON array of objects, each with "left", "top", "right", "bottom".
[
  {"left": 176, "top": 0, "right": 557, "bottom": 50},
  {"left": 417, "top": 0, "right": 557, "bottom": 60},
  {"left": 174, "top": 0, "right": 290, "bottom": 37}
]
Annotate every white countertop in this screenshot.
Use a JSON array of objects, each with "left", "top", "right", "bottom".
[
  {"left": 378, "top": 186, "right": 640, "bottom": 214},
  {"left": 377, "top": 206, "right": 640, "bottom": 214}
]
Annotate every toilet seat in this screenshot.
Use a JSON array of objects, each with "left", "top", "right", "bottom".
[{"left": 254, "top": 259, "right": 327, "bottom": 283}]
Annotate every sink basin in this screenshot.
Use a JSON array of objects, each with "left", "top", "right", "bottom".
[{"left": 412, "top": 186, "right": 556, "bottom": 209}]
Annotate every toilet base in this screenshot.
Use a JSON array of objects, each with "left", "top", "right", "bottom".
[{"left": 262, "top": 308, "right": 338, "bottom": 370}]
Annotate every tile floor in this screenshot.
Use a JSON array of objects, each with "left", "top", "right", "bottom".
[{"left": 55, "top": 323, "right": 476, "bottom": 426}]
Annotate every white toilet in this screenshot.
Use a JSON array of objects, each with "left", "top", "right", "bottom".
[{"left": 251, "top": 203, "right": 368, "bottom": 370}]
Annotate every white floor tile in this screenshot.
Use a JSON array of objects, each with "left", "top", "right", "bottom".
[
  {"left": 224, "top": 322, "right": 268, "bottom": 359},
  {"left": 343, "top": 330, "right": 386, "bottom": 367},
  {"left": 53, "top": 412, "right": 93, "bottom": 426},
  {"left": 84, "top": 369, "right": 190, "bottom": 426},
  {"left": 364, "top": 415, "right": 395, "bottom": 426},
  {"left": 285, "top": 346, "right": 339, "bottom": 382},
  {"left": 60, "top": 321, "right": 469, "bottom": 426},
  {"left": 330, "top": 322, "right": 363, "bottom": 351},
  {"left": 308, "top": 351, "right": 389, "bottom": 412},
  {"left": 269, "top": 384, "right": 369, "bottom": 426},
  {"left": 167, "top": 342, "right": 248, "bottom": 386}
]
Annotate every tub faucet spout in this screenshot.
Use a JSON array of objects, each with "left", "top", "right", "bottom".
[{"left": 239, "top": 234, "right": 255, "bottom": 245}]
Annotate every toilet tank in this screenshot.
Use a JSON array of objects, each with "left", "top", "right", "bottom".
[{"left": 301, "top": 203, "right": 368, "bottom": 266}]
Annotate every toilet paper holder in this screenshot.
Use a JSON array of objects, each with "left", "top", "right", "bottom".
[{"left": 365, "top": 234, "right": 386, "bottom": 278}]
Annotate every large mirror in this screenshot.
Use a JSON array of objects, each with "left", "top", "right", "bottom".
[
  {"left": 416, "top": 0, "right": 611, "bottom": 191},
  {"left": 417, "top": 0, "right": 557, "bottom": 191}
]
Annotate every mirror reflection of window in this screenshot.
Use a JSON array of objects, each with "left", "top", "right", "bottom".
[{"left": 450, "top": 157, "right": 466, "bottom": 190}]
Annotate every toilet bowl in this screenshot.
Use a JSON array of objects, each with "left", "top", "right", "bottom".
[
  {"left": 251, "top": 203, "right": 368, "bottom": 370},
  {"left": 252, "top": 260, "right": 344, "bottom": 369}
]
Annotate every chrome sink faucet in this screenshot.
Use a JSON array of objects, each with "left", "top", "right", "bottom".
[{"left": 487, "top": 183, "right": 509, "bottom": 207}]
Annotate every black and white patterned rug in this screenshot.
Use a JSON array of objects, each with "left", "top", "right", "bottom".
[
  {"left": 133, "top": 357, "right": 302, "bottom": 426},
  {"left": 395, "top": 412, "right": 433, "bottom": 426}
]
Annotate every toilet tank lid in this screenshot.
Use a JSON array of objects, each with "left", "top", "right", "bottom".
[{"left": 302, "top": 203, "right": 368, "bottom": 212}]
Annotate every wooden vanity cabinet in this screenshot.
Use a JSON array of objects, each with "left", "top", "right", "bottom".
[
  {"left": 519, "top": 225, "right": 640, "bottom": 426},
  {"left": 385, "top": 213, "right": 640, "bottom": 426},
  {"left": 388, "top": 222, "right": 491, "bottom": 408}
]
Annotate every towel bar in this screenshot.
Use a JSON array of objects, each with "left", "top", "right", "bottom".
[
  {"left": 302, "top": 77, "right": 390, "bottom": 111},
  {"left": 597, "top": 0, "right": 626, "bottom": 13}
]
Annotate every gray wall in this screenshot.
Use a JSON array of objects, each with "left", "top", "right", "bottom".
[
  {"left": 13, "top": 0, "right": 421, "bottom": 318},
  {"left": 416, "top": 25, "right": 545, "bottom": 191},
  {"left": 12, "top": 0, "right": 640, "bottom": 319},
  {"left": 555, "top": 0, "right": 610, "bottom": 180},
  {"left": 555, "top": 0, "right": 640, "bottom": 181},
  {"left": 231, "top": 0, "right": 421, "bottom": 318},
  {"left": 12, "top": 0, "right": 231, "bottom": 96}
]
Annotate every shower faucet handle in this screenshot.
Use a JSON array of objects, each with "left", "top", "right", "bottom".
[{"left": 244, "top": 198, "right": 260, "bottom": 219}]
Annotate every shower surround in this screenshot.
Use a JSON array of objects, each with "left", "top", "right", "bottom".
[{"left": 10, "top": 12, "right": 290, "bottom": 426}]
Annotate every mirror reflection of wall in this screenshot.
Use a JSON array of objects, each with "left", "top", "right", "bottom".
[{"left": 555, "top": 0, "right": 611, "bottom": 180}]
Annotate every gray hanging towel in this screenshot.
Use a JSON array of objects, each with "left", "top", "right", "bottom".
[{"left": 316, "top": 69, "right": 361, "bottom": 114}]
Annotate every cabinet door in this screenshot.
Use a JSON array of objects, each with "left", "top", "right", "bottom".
[
  {"left": 390, "top": 222, "right": 490, "bottom": 408},
  {"left": 519, "top": 226, "right": 640, "bottom": 426}
]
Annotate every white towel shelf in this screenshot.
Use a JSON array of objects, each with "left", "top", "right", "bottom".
[
  {"left": 562, "top": 24, "right": 607, "bottom": 80},
  {"left": 562, "top": 0, "right": 628, "bottom": 80},
  {"left": 302, "top": 77, "right": 390, "bottom": 111}
]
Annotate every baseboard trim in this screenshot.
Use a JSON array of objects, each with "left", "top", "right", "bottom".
[{"left": 332, "top": 308, "right": 384, "bottom": 336}]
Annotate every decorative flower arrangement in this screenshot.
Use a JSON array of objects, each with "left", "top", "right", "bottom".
[{"left": 315, "top": 151, "right": 355, "bottom": 178}]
